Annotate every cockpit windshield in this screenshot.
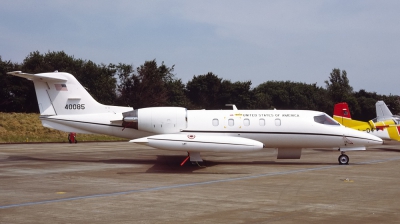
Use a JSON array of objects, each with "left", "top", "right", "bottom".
[{"left": 314, "top": 114, "right": 340, "bottom": 125}]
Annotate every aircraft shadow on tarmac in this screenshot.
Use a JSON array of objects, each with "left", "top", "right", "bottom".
[
  {"left": 5, "top": 154, "right": 339, "bottom": 174},
  {"left": 372, "top": 148, "right": 400, "bottom": 153}
]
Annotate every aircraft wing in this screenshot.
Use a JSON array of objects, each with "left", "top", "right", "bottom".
[{"left": 130, "top": 134, "right": 264, "bottom": 152}]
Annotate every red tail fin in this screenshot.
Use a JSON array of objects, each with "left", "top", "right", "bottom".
[{"left": 334, "top": 102, "right": 351, "bottom": 119}]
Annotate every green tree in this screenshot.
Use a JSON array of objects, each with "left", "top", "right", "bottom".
[
  {"left": 380, "top": 95, "right": 400, "bottom": 116},
  {"left": 352, "top": 89, "right": 380, "bottom": 120},
  {"left": 116, "top": 60, "right": 177, "bottom": 108},
  {"left": 186, "top": 73, "right": 254, "bottom": 109},
  {"left": 165, "top": 79, "right": 188, "bottom": 107},
  {"left": 252, "top": 81, "right": 330, "bottom": 112},
  {"left": 325, "top": 69, "right": 353, "bottom": 102},
  {"left": 325, "top": 68, "right": 360, "bottom": 116},
  {"left": 186, "top": 72, "right": 222, "bottom": 109},
  {"left": 218, "top": 80, "right": 254, "bottom": 109},
  {"left": 0, "top": 57, "right": 38, "bottom": 112}
]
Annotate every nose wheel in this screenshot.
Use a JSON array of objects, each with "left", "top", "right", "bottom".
[{"left": 338, "top": 153, "right": 349, "bottom": 165}]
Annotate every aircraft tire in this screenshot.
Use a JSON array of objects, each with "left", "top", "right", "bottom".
[{"left": 338, "top": 154, "right": 349, "bottom": 165}]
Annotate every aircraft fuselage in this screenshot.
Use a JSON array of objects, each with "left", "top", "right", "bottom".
[{"left": 40, "top": 109, "right": 381, "bottom": 150}]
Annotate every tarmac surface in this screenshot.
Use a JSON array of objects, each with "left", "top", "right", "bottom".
[{"left": 1, "top": 142, "right": 400, "bottom": 224}]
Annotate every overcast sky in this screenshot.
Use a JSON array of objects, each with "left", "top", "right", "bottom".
[{"left": 1, "top": 0, "right": 399, "bottom": 95}]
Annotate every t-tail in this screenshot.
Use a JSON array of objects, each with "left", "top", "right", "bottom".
[
  {"left": 7, "top": 71, "right": 128, "bottom": 116},
  {"left": 7, "top": 71, "right": 133, "bottom": 135}
]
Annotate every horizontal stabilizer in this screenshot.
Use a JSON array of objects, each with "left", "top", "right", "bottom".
[{"left": 7, "top": 71, "right": 68, "bottom": 82}]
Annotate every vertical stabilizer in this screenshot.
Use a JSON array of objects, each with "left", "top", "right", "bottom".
[
  {"left": 376, "top": 101, "right": 393, "bottom": 121},
  {"left": 34, "top": 81, "right": 57, "bottom": 115},
  {"left": 333, "top": 102, "right": 369, "bottom": 128},
  {"left": 333, "top": 102, "right": 351, "bottom": 119}
]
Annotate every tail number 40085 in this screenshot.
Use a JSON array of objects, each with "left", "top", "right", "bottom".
[{"left": 65, "top": 104, "right": 85, "bottom": 110}]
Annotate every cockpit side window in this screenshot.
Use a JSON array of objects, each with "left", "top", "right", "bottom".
[{"left": 314, "top": 114, "right": 339, "bottom": 125}]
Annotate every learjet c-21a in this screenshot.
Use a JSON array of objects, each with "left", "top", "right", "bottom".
[{"left": 8, "top": 71, "right": 382, "bottom": 165}]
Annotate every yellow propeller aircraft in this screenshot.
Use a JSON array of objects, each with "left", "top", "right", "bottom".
[{"left": 333, "top": 101, "right": 400, "bottom": 142}]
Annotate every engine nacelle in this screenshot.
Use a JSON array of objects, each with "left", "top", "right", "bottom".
[{"left": 123, "top": 107, "right": 187, "bottom": 134}]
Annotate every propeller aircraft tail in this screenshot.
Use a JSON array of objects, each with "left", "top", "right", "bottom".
[
  {"left": 333, "top": 102, "right": 400, "bottom": 142},
  {"left": 333, "top": 102, "right": 371, "bottom": 129},
  {"left": 376, "top": 101, "right": 396, "bottom": 121}
]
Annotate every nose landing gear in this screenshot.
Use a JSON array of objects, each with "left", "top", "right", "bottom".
[{"left": 338, "top": 153, "right": 349, "bottom": 165}]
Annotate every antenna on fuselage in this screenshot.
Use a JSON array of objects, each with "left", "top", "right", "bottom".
[{"left": 225, "top": 104, "right": 238, "bottom": 110}]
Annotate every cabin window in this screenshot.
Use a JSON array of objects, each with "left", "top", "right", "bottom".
[
  {"left": 259, "top": 118, "right": 265, "bottom": 126},
  {"left": 212, "top": 118, "right": 219, "bottom": 126},
  {"left": 275, "top": 118, "right": 281, "bottom": 126},
  {"left": 228, "top": 119, "right": 234, "bottom": 126},
  {"left": 314, "top": 114, "right": 339, "bottom": 125},
  {"left": 243, "top": 118, "right": 250, "bottom": 126}
]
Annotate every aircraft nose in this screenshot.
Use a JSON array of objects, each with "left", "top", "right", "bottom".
[
  {"left": 365, "top": 134, "right": 383, "bottom": 146},
  {"left": 347, "top": 128, "right": 383, "bottom": 146}
]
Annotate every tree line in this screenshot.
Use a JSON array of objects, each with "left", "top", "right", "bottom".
[{"left": 1, "top": 51, "right": 399, "bottom": 121}]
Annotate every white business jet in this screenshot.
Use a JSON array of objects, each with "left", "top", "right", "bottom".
[{"left": 8, "top": 71, "right": 382, "bottom": 165}]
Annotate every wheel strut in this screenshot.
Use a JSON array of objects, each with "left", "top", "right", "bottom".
[{"left": 180, "top": 155, "right": 190, "bottom": 166}]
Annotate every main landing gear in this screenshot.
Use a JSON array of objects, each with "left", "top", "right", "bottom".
[
  {"left": 338, "top": 152, "right": 349, "bottom": 165},
  {"left": 181, "top": 152, "right": 204, "bottom": 167}
]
